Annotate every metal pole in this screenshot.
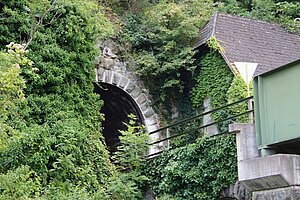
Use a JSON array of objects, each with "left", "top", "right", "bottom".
[
  {"left": 246, "top": 64, "right": 254, "bottom": 124},
  {"left": 246, "top": 64, "right": 254, "bottom": 123},
  {"left": 248, "top": 95, "right": 254, "bottom": 123},
  {"left": 166, "top": 128, "right": 170, "bottom": 149}
]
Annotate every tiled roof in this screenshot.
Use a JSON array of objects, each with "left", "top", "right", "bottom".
[{"left": 195, "top": 12, "right": 300, "bottom": 76}]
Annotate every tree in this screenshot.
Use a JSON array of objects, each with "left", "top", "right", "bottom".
[
  {"left": 220, "top": 0, "right": 300, "bottom": 32},
  {"left": 0, "top": 0, "right": 116, "bottom": 197},
  {"left": 0, "top": 43, "right": 34, "bottom": 147},
  {"left": 121, "top": 0, "right": 219, "bottom": 103}
]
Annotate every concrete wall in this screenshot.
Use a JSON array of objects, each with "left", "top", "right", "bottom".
[{"left": 230, "top": 123, "right": 300, "bottom": 199}]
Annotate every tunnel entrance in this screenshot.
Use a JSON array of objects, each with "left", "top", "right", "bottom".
[{"left": 94, "top": 83, "right": 144, "bottom": 152}]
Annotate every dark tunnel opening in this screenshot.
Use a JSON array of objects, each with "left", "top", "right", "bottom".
[{"left": 94, "top": 83, "right": 144, "bottom": 152}]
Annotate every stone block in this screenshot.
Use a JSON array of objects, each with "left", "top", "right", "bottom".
[
  {"left": 97, "top": 68, "right": 105, "bottom": 77},
  {"left": 112, "top": 73, "right": 120, "bottom": 85},
  {"left": 220, "top": 181, "right": 251, "bottom": 200},
  {"left": 203, "top": 97, "right": 218, "bottom": 136},
  {"left": 105, "top": 71, "right": 112, "bottom": 83},
  {"left": 95, "top": 68, "right": 98, "bottom": 82},
  {"left": 118, "top": 77, "right": 128, "bottom": 88},
  {"left": 136, "top": 94, "right": 147, "bottom": 105},
  {"left": 145, "top": 115, "right": 158, "bottom": 127},
  {"left": 97, "top": 68, "right": 105, "bottom": 82},
  {"left": 241, "top": 175, "right": 289, "bottom": 191},
  {"left": 229, "top": 123, "right": 259, "bottom": 162},
  {"left": 140, "top": 102, "right": 150, "bottom": 112},
  {"left": 125, "top": 82, "right": 136, "bottom": 93},
  {"left": 109, "top": 72, "right": 114, "bottom": 84},
  {"left": 130, "top": 87, "right": 142, "bottom": 99},
  {"left": 143, "top": 108, "right": 155, "bottom": 118},
  {"left": 101, "top": 70, "right": 106, "bottom": 82}
]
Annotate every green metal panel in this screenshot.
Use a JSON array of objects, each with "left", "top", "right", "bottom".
[
  {"left": 254, "top": 61, "right": 300, "bottom": 148},
  {"left": 253, "top": 78, "right": 262, "bottom": 147}
]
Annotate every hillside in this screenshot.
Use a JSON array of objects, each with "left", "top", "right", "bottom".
[{"left": 0, "top": 0, "right": 299, "bottom": 199}]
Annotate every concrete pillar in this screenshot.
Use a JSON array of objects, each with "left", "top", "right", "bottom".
[
  {"left": 229, "top": 123, "right": 259, "bottom": 162},
  {"left": 230, "top": 124, "right": 300, "bottom": 199},
  {"left": 203, "top": 98, "right": 218, "bottom": 136}
]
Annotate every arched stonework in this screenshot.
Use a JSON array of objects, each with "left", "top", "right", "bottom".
[
  {"left": 95, "top": 67, "right": 158, "bottom": 133},
  {"left": 94, "top": 40, "right": 161, "bottom": 154}
]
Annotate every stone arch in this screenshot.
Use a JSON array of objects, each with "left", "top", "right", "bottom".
[
  {"left": 95, "top": 67, "right": 158, "bottom": 134},
  {"left": 94, "top": 40, "right": 160, "bottom": 154}
]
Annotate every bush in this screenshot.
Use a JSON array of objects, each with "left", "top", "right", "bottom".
[
  {"left": 144, "top": 135, "right": 237, "bottom": 200},
  {"left": 0, "top": 165, "right": 41, "bottom": 200}
]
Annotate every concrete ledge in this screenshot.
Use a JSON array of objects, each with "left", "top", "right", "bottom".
[
  {"left": 239, "top": 154, "right": 300, "bottom": 191},
  {"left": 252, "top": 186, "right": 300, "bottom": 200},
  {"left": 229, "top": 123, "right": 259, "bottom": 161},
  {"left": 241, "top": 175, "right": 289, "bottom": 191}
]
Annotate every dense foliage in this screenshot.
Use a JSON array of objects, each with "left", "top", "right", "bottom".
[
  {"left": 191, "top": 51, "right": 233, "bottom": 132},
  {"left": 143, "top": 135, "right": 237, "bottom": 200},
  {"left": 0, "top": 0, "right": 298, "bottom": 199},
  {"left": 0, "top": 0, "right": 148, "bottom": 199},
  {"left": 227, "top": 75, "right": 254, "bottom": 123},
  {"left": 116, "top": 0, "right": 299, "bottom": 107},
  {"left": 0, "top": 43, "right": 32, "bottom": 146},
  {"left": 191, "top": 51, "right": 233, "bottom": 115},
  {"left": 120, "top": 0, "right": 218, "bottom": 104},
  {"left": 220, "top": 0, "right": 300, "bottom": 33}
]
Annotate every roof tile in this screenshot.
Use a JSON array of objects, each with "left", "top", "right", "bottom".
[{"left": 196, "top": 13, "right": 300, "bottom": 76}]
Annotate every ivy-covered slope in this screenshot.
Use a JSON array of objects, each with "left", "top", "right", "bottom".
[
  {"left": 0, "top": 0, "right": 120, "bottom": 199},
  {"left": 0, "top": 0, "right": 298, "bottom": 199}
]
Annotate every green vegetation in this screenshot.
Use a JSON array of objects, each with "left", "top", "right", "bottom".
[
  {"left": 191, "top": 51, "right": 233, "bottom": 127},
  {"left": 0, "top": 43, "right": 33, "bottom": 147},
  {"left": 143, "top": 135, "right": 237, "bottom": 200},
  {"left": 227, "top": 75, "right": 254, "bottom": 123},
  {"left": 0, "top": 0, "right": 299, "bottom": 199},
  {"left": 220, "top": 0, "right": 300, "bottom": 32},
  {"left": 120, "top": 0, "right": 218, "bottom": 104},
  {"left": 0, "top": 0, "right": 147, "bottom": 199}
]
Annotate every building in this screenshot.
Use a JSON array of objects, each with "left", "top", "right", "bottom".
[
  {"left": 195, "top": 12, "right": 300, "bottom": 76},
  {"left": 197, "top": 13, "right": 300, "bottom": 199}
]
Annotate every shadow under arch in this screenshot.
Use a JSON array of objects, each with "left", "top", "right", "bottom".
[{"left": 94, "top": 82, "right": 144, "bottom": 152}]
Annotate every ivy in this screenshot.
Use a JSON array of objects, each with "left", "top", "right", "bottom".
[
  {"left": 0, "top": 0, "right": 297, "bottom": 199},
  {"left": 0, "top": 165, "right": 42, "bottom": 200},
  {"left": 191, "top": 51, "right": 233, "bottom": 131},
  {"left": 0, "top": 0, "right": 117, "bottom": 198},
  {"left": 207, "top": 36, "right": 225, "bottom": 53},
  {"left": 227, "top": 75, "right": 253, "bottom": 123},
  {"left": 0, "top": 43, "right": 37, "bottom": 148},
  {"left": 143, "top": 135, "right": 237, "bottom": 200}
]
